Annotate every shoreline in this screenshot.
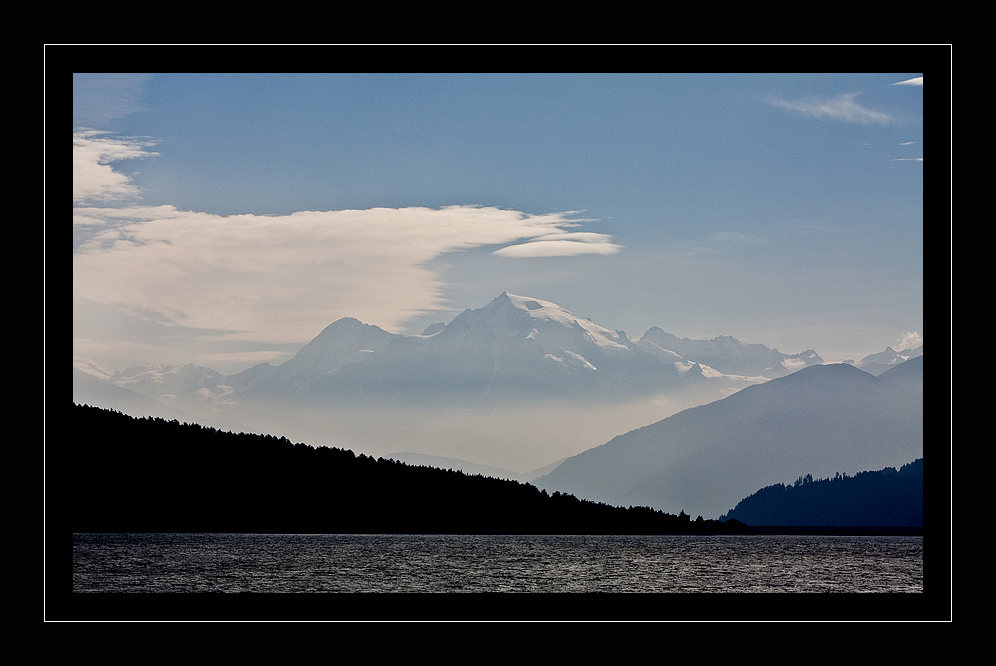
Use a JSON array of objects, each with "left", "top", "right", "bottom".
[{"left": 745, "top": 526, "right": 923, "bottom": 536}]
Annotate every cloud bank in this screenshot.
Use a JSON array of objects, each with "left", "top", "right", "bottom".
[
  {"left": 769, "top": 92, "right": 894, "bottom": 125},
  {"left": 73, "top": 131, "right": 620, "bottom": 349}
]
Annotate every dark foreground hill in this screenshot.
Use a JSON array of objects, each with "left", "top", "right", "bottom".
[
  {"left": 719, "top": 458, "right": 923, "bottom": 528},
  {"left": 70, "top": 403, "right": 748, "bottom": 535}
]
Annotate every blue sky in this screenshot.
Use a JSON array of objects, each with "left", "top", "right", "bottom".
[{"left": 73, "top": 72, "right": 924, "bottom": 375}]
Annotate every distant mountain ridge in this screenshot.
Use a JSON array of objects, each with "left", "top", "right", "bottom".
[
  {"left": 856, "top": 344, "right": 923, "bottom": 376},
  {"left": 638, "top": 328, "right": 822, "bottom": 379},
  {"left": 534, "top": 358, "right": 923, "bottom": 520},
  {"left": 72, "top": 292, "right": 922, "bottom": 480}
]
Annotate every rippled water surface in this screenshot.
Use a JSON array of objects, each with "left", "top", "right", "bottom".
[{"left": 73, "top": 533, "right": 923, "bottom": 594}]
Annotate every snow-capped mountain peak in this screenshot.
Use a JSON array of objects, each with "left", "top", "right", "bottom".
[
  {"left": 501, "top": 292, "right": 632, "bottom": 353},
  {"left": 73, "top": 291, "right": 833, "bottom": 413},
  {"left": 73, "top": 356, "right": 116, "bottom": 381},
  {"left": 856, "top": 344, "right": 923, "bottom": 376}
]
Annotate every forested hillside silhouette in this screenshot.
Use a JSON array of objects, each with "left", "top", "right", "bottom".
[
  {"left": 71, "top": 403, "right": 748, "bottom": 535},
  {"left": 719, "top": 458, "right": 923, "bottom": 528}
]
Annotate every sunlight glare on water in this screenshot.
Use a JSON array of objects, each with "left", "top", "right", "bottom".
[{"left": 73, "top": 533, "right": 923, "bottom": 594}]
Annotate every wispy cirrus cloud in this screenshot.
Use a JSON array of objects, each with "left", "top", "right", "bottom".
[
  {"left": 769, "top": 92, "right": 894, "bottom": 125},
  {"left": 73, "top": 73, "right": 153, "bottom": 127},
  {"left": 892, "top": 76, "right": 923, "bottom": 86}
]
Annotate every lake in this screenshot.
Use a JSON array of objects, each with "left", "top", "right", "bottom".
[{"left": 72, "top": 533, "right": 924, "bottom": 618}]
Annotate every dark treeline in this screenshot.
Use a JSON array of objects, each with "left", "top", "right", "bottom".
[
  {"left": 71, "top": 403, "right": 748, "bottom": 535},
  {"left": 720, "top": 458, "right": 923, "bottom": 528}
]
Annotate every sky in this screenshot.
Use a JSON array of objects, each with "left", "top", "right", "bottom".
[{"left": 73, "top": 72, "right": 924, "bottom": 376}]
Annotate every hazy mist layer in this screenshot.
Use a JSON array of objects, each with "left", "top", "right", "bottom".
[{"left": 216, "top": 388, "right": 722, "bottom": 474}]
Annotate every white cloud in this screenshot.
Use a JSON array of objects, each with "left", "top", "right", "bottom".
[
  {"left": 73, "top": 204, "right": 614, "bottom": 344},
  {"left": 769, "top": 92, "right": 894, "bottom": 125},
  {"left": 72, "top": 131, "right": 622, "bottom": 354},
  {"left": 896, "top": 331, "right": 923, "bottom": 350},
  {"left": 73, "top": 130, "right": 158, "bottom": 203},
  {"left": 892, "top": 77, "right": 923, "bottom": 86}
]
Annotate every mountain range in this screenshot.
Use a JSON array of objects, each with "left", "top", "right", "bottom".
[
  {"left": 74, "top": 291, "right": 825, "bottom": 416},
  {"left": 213, "top": 292, "right": 831, "bottom": 414},
  {"left": 855, "top": 344, "right": 923, "bottom": 376},
  {"left": 72, "top": 291, "right": 921, "bottom": 495},
  {"left": 533, "top": 357, "right": 923, "bottom": 520}
]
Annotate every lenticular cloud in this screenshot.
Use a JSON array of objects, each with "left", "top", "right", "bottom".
[{"left": 493, "top": 238, "right": 622, "bottom": 258}]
